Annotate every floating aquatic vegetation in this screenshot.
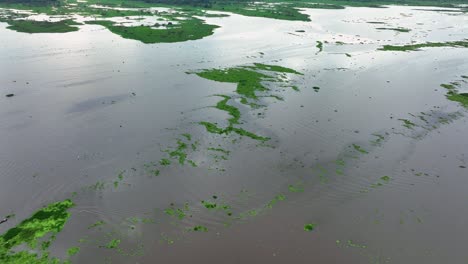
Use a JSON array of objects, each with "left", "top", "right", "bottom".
[
  {"left": 399, "top": 119, "right": 416, "bottom": 129},
  {"left": 304, "top": 223, "right": 316, "bottom": 231},
  {"left": 0, "top": 200, "right": 75, "bottom": 263},
  {"left": 352, "top": 144, "right": 368, "bottom": 154},
  {"left": 316, "top": 41, "right": 323, "bottom": 52},
  {"left": 379, "top": 40, "right": 468, "bottom": 51},
  {"left": 375, "top": 27, "right": 411, "bottom": 32},
  {"left": 105, "top": 239, "right": 121, "bottom": 249},
  {"left": 5, "top": 19, "right": 81, "bottom": 33},
  {"left": 192, "top": 225, "right": 208, "bottom": 232},
  {"left": 440, "top": 79, "right": 468, "bottom": 108}
]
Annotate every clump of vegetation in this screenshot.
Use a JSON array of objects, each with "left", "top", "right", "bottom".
[
  {"left": 194, "top": 63, "right": 302, "bottom": 141},
  {"left": 0, "top": 200, "right": 75, "bottom": 263},
  {"left": 6, "top": 19, "right": 81, "bottom": 33},
  {"left": 164, "top": 203, "right": 190, "bottom": 220},
  {"left": 316, "top": 41, "right": 323, "bottom": 52},
  {"left": 376, "top": 27, "right": 411, "bottom": 32},
  {"left": 304, "top": 223, "right": 316, "bottom": 231},
  {"left": 399, "top": 119, "right": 416, "bottom": 129},
  {"left": 379, "top": 40, "right": 468, "bottom": 51},
  {"left": 86, "top": 16, "right": 218, "bottom": 44},
  {"left": 440, "top": 80, "right": 468, "bottom": 108},
  {"left": 352, "top": 144, "right": 368, "bottom": 154},
  {"left": 192, "top": 225, "right": 208, "bottom": 232}
]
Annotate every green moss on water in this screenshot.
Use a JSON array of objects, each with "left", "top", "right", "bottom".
[
  {"left": 199, "top": 122, "right": 269, "bottom": 141},
  {"left": 159, "top": 158, "right": 171, "bottom": 166},
  {"left": 168, "top": 139, "right": 188, "bottom": 165},
  {"left": 379, "top": 40, "right": 468, "bottom": 51},
  {"left": 251, "top": 63, "right": 303, "bottom": 75},
  {"left": 215, "top": 95, "right": 241, "bottom": 125},
  {"left": 266, "top": 194, "right": 286, "bottom": 209},
  {"left": 88, "top": 220, "right": 105, "bottom": 229},
  {"left": 196, "top": 68, "right": 270, "bottom": 99},
  {"left": 201, "top": 200, "right": 217, "bottom": 209},
  {"left": 181, "top": 133, "right": 192, "bottom": 141},
  {"left": 352, "top": 144, "right": 368, "bottom": 154},
  {"left": 399, "top": 119, "right": 416, "bottom": 129},
  {"left": 376, "top": 27, "right": 411, "bottom": 32},
  {"left": 67, "top": 247, "right": 80, "bottom": 257},
  {"left": 288, "top": 184, "right": 304, "bottom": 193},
  {"left": 164, "top": 203, "right": 189, "bottom": 220},
  {"left": 380, "top": 176, "right": 391, "bottom": 182},
  {"left": 106, "top": 239, "right": 121, "bottom": 249},
  {"left": 207, "top": 147, "right": 230, "bottom": 155},
  {"left": 86, "top": 17, "right": 218, "bottom": 44},
  {"left": 195, "top": 63, "right": 301, "bottom": 142},
  {"left": 0, "top": 199, "right": 74, "bottom": 263},
  {"left": 196, "top": 63, "right": 302, "bottom": 99},
  {"left": 440, "top": 80, "right": 468, "bottom": 108},
  {"left": 304, "top": 223, "right": 316, "bottom": 231},
  {"left": 192, "top": 225, "right": 208, "bottom": 232},
  {"left": 5, "top": 19, "right": 80, "bottom": 33},
  {"left": 316, "top": 41, "right": 323, "bottom": 52}
]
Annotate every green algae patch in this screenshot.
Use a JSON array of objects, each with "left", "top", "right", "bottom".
[
  {"left": 304, "top": 223, "right": 316, "bottom": 231},
  {"left": 215, "top": 95, "right": 241, "bottom": 125},
  {"left": 199, "top": 122, "right": 269, "bottom": 141},
  {"left": 106, "top": 239, "right": 121, "bottom": 249},
  {"left": 440, "top": 80, "right": 468, "bottom": 108},
  {"left": 266, "top": 194, "right": 286, "bottom": 209},
  {"left": 196, "top": 68, "right": 271, "bottom": 99},
  {"left": 195, "top": 63, "right": 302, "bottom": 99},
  {"left": 376, "top": 27, "right": 411, "bottom": 32},
  {"left": 288, "top": 183, "right": 304, "bottom": 193},
  {"left": 67, "top": 247, "right": 80, "bottom": 257},
  {"left": 192, "top": 225, "right": 208, "bottom": 232},
  {"left": 164, "top": 203, "right": 189, "bottom": 220},
  {"left": 5, "top": 19, "right": 81, "bottom": 34},
  {"left": 250, "top": 63, "right": 303, "bottom": 75},
  {"left": 399, "top": 119, "right": 416, "bottom": 129},
  {"left": 380, "top": 176, "right": 391, "bottom": 182},
  {"left": 168, "top": 139, "right": 188, "bottom": 165},
  {"left": 352, "top": 144, "right": 368, "bottom": 154},
  {"left": 194, "top": 63, "right": 302, "bottom": 142},
  {"left": 201, "top": 200, "right": 217, "bottom": 209},
  {"left": 379, "top": 40, "right": 468, "bottom": 51},
  {"left": 0, "top": 199, "right": 75, "bottom": 263},
  {"left": 159, "top": 158, "right": 171, "bottom": 166},
  {"left": 88, "top": 220, "right": 105, "bottom": 229},
  {"left": 316, "top": 41, "right": 323, "bottom": 52},
  {"left": 86, "top": 17, "right": 218, "bottom": 44}
]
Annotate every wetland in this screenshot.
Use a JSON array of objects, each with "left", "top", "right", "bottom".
[{"left": 0, "top": 0, "right": 468, "bottom": 263}]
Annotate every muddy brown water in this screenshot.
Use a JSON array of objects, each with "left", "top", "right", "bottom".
[{"left": 1, "top": 5, "right": 468, "bottom": 264}]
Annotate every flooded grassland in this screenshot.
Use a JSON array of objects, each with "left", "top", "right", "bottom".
[{"left": 0, "top": 3, "right": 468, "bottom": 264}]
